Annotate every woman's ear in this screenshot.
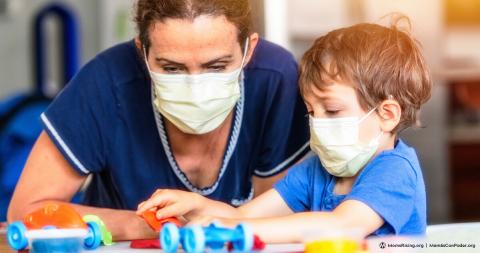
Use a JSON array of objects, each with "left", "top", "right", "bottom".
[
  {"left": 135, "top": 37, "right": 142, "bottom": 51},
  {"left": 377, "top": 99, "right": 401, "bottom": 133},
  {"left": 243, "top": 33, "right": 259, "bottom": 67}
]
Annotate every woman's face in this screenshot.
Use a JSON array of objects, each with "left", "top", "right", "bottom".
[{"left": 144, "top": 15, "right": 256, "bottom": 75}]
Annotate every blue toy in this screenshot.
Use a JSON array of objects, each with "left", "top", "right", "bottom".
[
  {"left": 7, "top": 203, "right": 102, "bottom": 251},
  {"left": 160, "top": 221, "right": 253, "bottom": 253},
  {"left": 7, "top": 221, "right": 102, "bottom": 252}
]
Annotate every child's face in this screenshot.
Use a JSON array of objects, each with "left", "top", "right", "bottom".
[{"left": 304, "top": 81, "right": 382, "bottom": 144}]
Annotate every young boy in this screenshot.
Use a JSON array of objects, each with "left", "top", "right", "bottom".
[{"left": 137, "top": 20, "right": 432, "bottom": 243}]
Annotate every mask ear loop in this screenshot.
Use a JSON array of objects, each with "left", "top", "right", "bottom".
[
  {"left": 358, "top": 106, "right": 378, "bottom": 123},
  {"left": 143, "top": 46, "right": 153, "bottom": 73},
  {"left": 239, "top": 38, "right": 249, "bottom": 69},
  {"left": 358, "top": 94, "right": 395, "bottom": 123}
]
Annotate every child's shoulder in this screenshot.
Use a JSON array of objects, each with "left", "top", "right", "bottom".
[
  {"left": 363, "top": 139, "right": 422, "bottom": 180},
  {"left": 378, "top": 139, "right": 419, "bottom": 166}
]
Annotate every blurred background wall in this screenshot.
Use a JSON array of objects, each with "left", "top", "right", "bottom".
[{"left": 1, "top": 0, "right": 480, "bottom": 224}]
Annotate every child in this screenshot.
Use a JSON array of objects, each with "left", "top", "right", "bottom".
[{"left": 137, "top": 19, "right": 432, "bottom": 243}]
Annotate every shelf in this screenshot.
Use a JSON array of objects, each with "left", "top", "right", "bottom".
[{"left": 449, "top": 124, "right": 480, "bottom": 143}]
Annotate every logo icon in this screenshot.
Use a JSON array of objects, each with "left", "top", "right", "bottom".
[{"left": 379, "top": 242, "right": 386, "bottom": 249}]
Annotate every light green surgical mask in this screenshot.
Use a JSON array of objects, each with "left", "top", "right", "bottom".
[
  {"left": 309, "top": 108, "right": 383, "bottom": 177},
  {"left": 144, "top": 40, "right": 249, "bottom": 134}
]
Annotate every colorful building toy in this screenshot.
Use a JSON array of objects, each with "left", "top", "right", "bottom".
[
  {"left": 140, "top": 210, "right": 181, "bottom": 232},
  {"left": 7, "top": 203, "right": 102, "bottom": 251},
  {"left": 160, "top": 221, "right": 253, "bottom": 253}
]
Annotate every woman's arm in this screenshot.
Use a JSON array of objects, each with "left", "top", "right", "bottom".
[{"left": 7, "top": 131, "right": 156, "bottom": 240}]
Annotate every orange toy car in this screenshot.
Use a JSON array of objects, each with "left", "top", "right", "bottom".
[{"left": 7, "top": 203, "right": 102, "bottom": 251}]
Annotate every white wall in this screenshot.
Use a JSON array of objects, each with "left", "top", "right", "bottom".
[
  {"left": 0, "top": 0, "right": 101, "bottom": 98},
  {"left": 98, "top": 0, "right": 136, "bottom": 51}
]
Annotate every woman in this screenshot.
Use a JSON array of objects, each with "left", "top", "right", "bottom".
[{"left": 8, "top": 0, "right": 309, "bottom": 240}]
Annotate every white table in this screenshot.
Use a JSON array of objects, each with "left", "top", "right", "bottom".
[{"left": 92, "top": 242, "right": 304, "bottom": 253}]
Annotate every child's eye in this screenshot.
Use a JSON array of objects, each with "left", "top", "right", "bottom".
[
  {"left": 325, "top": 110, "right": 340, "bottom": 116},
  {"left": 305, "top": 111, "right": 314, "bottom": 118}
]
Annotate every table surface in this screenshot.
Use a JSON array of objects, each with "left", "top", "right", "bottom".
[
  {"left": 2, "top": 223, "right": 479, "bottom": 252},
  {"left": 1, "top": 231, "right": 304, "bottom": 253},
  {"left": 1, "top": 232, "right": 16, "bottom": 253},
  {"left": 94, "top": 242, "right": 304, "bottom": 253}
]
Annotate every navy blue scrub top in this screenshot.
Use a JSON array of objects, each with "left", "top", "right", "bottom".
[{"left": 41, "top": 39, "right": 309, "bottom": 210}]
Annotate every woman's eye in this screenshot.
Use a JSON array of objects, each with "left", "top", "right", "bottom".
[
  {"left": 208, "top": 65, "right": 227, "bottom": 72},
  {"left": 162, "top": 66, "right": 183, "bottom": 73}
]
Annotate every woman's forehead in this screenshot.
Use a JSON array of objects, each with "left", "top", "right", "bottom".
[{"left": 148, "top": 15, "right": 240, "bottom": 55}]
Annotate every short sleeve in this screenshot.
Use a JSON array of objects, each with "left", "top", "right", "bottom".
[
  {"left": 41, "top": 57, "right": 115, "bottom": 175},
  {"left": 345, "top": 155, "right": 418, "bottom": 233},
  {"left": 252, "top": 57, "right": 310, "bottom": 178},
  {"left": 274, "top": 156, "right": 318, "bottom": 212}
]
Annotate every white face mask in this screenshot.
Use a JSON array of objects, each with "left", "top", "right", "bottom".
[
  {"left": 309, "top": 108, "right": 383, "bottom": 177},
  {"left": 144, "top": 40, "right": 249, "bottom": 134}
]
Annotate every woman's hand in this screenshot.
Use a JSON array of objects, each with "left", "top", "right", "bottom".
[{"left": 136, "top": 189, "right": 204, "bottom": 221}]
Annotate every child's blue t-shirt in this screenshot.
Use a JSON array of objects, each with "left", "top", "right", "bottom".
[{"left": 274, "top": 139, "right": 427, "bottom": 235}]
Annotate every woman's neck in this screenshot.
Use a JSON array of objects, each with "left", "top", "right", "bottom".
[{"left": 165, "top": 112, "right": 234, "bottom": 157}]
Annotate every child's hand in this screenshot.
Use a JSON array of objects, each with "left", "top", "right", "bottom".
[
  {"left": 136, "top": 189, "right": 203, "bottom": 221},
  {"left": 187, "top": 215, "right": 239, "bottom": 228}
]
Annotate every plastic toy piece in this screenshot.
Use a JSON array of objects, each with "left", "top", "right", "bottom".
[
  {"left": 141, "top": 210, "right": 181, "bottom": 232},
  {"left": 160, "top": 221, "right": 253, "bottom": 253},
  {"left": 6, "top": 203, "right": 102, "bottom": 251},
  {"left": 23, "top": 202, "right": 87, "bottom": 229},
  {"left": 227, "top": 234, "right": 265, "bottom": 251},
  {"left": 130, "top": 239, "right": 161, "bottom": 249},
  {"left": 83, "top": 215, "right": 113, "bottom": 246},
  {"left": 7, "top": 221, "right": 28, "bottom": 250},
  {"left": 305, "top": 239, "right": 359, "bottom": 253}
]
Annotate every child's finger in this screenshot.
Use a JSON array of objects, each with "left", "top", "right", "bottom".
[
  {"left": 186, "top": 216, "right": 213, "bottom": 226},
  {"left": 155, "top": 203, "right": 185, "bottom": 220},
  {"left": 136, "top": 201, "right": 146, "bottom": 213},
  {"left": 136, "top": 194, "right": 170, "bottom": 214}
]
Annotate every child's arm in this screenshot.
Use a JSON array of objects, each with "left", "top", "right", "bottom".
[
  {"left": 215, "top": 199, "right": 384, "bottom": 243},
  {"left": 136, "top": 188, "right": 294, "bottom": 221}
]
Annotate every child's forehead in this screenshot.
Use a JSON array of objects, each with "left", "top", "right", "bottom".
[
  {"left": 309, "top": 80, "right": 356, "bottom": 96},
  {"left": 303, "top": 81, "right": 359, "bottom": 103}
]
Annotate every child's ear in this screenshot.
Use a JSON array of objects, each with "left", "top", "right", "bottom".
[{"left": 377, "top": 99, "right": 401, "bottom": 132}]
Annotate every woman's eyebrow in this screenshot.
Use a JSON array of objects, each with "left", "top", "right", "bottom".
[
  {"left": 155, "top": 57, "right": 185, "bottom": 66},
  {"left": 201, "top": 55, "right": 233, "bottom": 67}
]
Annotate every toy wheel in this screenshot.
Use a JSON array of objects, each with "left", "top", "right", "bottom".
[
  {"left": 7, "top": 221, "right": 28, "bottom": 250},
  {"left": 209, "top": 220, "right": 223, "bottom": 229},
  {"left": 232, "top": 223, "right": 253, "bottom": 251},
  {"left": 183, "top": 225, "right": 205, "bottom": 253},
  {"left": 207, "top": 220, "right": 225, "bottom": 249},
  {"left": 84, "top": 221, "right": 102, "bottom": 250},
  {"left": 209, "top": 241, "right": 225, "bottom": 250},
  {"left": 160, "top": 223, "right": 180, "bottom": 253}
]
